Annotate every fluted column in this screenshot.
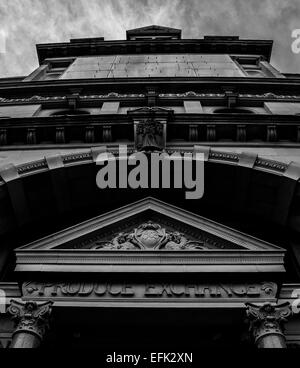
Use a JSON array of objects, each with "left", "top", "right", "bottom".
[
  {"left": 8, "top": 300, "right": 53, "bottom": 348},
  {"left": 245, "top": 302, "right": 292, "bottom": 348}
]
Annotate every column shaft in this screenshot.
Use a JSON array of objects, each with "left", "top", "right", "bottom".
[
  {"left": 10, "top": 332, "right": 41, "bottom": 348},
  {"left": 256, "top": 334, "right": 286, "bottom": 349}
]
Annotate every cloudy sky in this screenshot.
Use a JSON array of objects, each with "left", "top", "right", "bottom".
[{"left": 0, "top": 0, "right": 299, "bottom": 78}]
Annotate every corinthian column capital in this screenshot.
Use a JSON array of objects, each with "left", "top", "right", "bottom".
[
  {"left": 245, "top": 302, "right": 292, "bottom": 348},
  {"left": 8, "top": 300, "right": 53, "bottom": 342}
]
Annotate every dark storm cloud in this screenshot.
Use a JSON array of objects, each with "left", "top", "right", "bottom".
[{"left": 0, "top": 0, "right": 299, "bottom": 77}]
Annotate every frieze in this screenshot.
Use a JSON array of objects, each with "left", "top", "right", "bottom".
[
  {"left": 0, "top": 95, "right": 67, "bottom": 103},
  {"left": 0, "top": 93, "right": 145, "bottom": 104},
  {"left": 23, "top": 281, "right": 277, "bottom": 302},
  {"left": 81, "top": 93, "right": 145, "bottom": 99},
  {"left": 1, "top": 92, "right": 300, "bottom": 105},
  {"left": 159, "top": 92, "right": 225, "bottom": 98},
  {"left": 158, "top": 91, "right": 300, "bottom": 99}
]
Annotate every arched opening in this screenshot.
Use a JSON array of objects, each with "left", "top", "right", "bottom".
[{"left": 0, "top": 152, "right": 296, "bottom": 249}]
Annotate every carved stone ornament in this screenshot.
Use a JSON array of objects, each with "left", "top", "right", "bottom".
[
  {"left": 0, "top": 93, "right": 145, "bottom": 103},
  {"left": 8, "top": 300, "right": 53, "bottom": 340},
  {"left": 158, "top": 91, "right": 300, "bottom": 100},
  {"left": 245, "top": 302, "right": 292, "bottom": 346},
  {"left": 136, "top": 120, "right": 164, "bottom": 151},
  {"left": 92, "top": 221, "right": 206, "bottom": 251}
]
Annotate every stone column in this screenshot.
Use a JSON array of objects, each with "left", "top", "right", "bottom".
[
  {"left": 7, "top": 300, "right": 53, "bottom": 348},
  {"left": 245, "top": 302, "right": 292, "bottom": 348}
]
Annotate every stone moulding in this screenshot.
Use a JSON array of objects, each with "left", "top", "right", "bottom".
[
  {"left": 0, "top": 148, "right": 291, "bottom": 185},
  {"left": 0, "top": 93, "right": 146, "bottom": 104},
  {"left": 0, "top": 92, "right": 300, "bottom": 105},
  {"left": 14, "top": 250, "right": 285, "bottom": 274}
]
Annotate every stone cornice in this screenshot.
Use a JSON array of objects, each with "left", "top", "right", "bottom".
[
  {"left": 14, "top": 249, "right": 285, "bottom": 274},
  {"left": 15, "top": 249, "right": 285, "bottom": 274},
  {"left": 36, "top": 38, "right": 273, "bottom": 64},
  {"left": 0, "top": 112, "right": 299, "bottom": 127},
  {"left": 2, "top": 77, "right": 300, "bottom": 94}
]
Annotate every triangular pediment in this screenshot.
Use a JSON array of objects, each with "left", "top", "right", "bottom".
[
  {"left": 126, "top": 25, "right": 182, "bottom": 40},
  {"left": 18, "top": 197, "right": 282, "bottom": 252},
  {"left": 15, "top": 198, "right": 285, "bottom": 274},
  {"left": 127, "top": 25, "right": 181, "bottom": 34}
]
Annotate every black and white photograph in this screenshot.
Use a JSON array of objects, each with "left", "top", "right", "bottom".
[{"left": 0, "top": 0, "right": 300, "bottom": 357}]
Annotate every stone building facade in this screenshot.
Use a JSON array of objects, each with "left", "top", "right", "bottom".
[{"left": 0, "top": 25, "right": 300, "bottom": 348}]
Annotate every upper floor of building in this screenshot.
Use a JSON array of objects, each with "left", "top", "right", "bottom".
[
  {"left": 2, "top": 25, "right": 296, "bottom": 84},
  {"left": 0, "top": 26, "right": 299, "bottom": 149},
  {"left": 24, "top": 25, "right": 284, "bottom": 81}
]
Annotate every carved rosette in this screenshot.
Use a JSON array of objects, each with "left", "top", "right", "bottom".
[
  {"left": 8, "top": 300, "right": 53, "bottom": 341},
  {"left": 246, "top": 302, "right": 292, "bottom": 348},
  {"left": 93, "top": 221, "right": 206, "bottom": 251}
]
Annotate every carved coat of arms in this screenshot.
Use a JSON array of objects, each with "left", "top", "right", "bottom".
[{"left": 92, "top": 221, "right": 206, "bottom": 251}]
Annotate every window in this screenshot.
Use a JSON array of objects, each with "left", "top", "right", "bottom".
[
  {"left": 43, "top": 72, "right": 63, "bottom": 80},
  {"left": 233, "top": 57, "right": 267, "bottom": 78},
  {"left": 39, "top": 59, "right": 75, "bottom": 81},
  {"left": 244, "top": 69, "right": 265, "bottom": 77},
  {"left": 43, "top": 67, "right": 68, "bottom": 80}
]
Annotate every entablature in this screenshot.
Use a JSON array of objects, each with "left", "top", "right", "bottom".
[{"left": 0, "top": 112, "right": 299, "bottom": 148}]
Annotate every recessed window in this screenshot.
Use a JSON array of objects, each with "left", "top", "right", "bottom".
[
  {"left": 245, "top": 70, "right": 265, "bottom": 77},
  {"left": 43, "top": 73, "right": 63, "bottom": 80},
  {"left": 233, "top": 57, "right": 267, "bottom": 78},
  {"left": 214, "top": 108, "right": 254, "bottom": 114},
  {"left": 39, "top": 60, "right": 75, "bottom": 81}
]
